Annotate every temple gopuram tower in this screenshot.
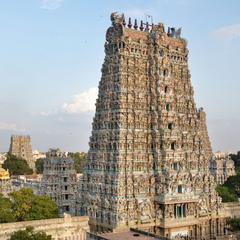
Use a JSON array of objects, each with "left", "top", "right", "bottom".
[
  {"left": 41, "top": 149, "right": 77, "bottom": 216},
  {"left": 82, "top": 13, "right": 223, "bottom": 239},
  {"left": 9, "top": 135, "right": 34, "bottom": 170}
]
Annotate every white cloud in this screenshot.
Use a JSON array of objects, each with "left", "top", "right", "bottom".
[
  {"left": 62, "top": 87, "right": 98, "bottom": 114},
  {"left": 40, "top": 109, "right": 58, "bottom": 117},
  {"left": 38, "top": 87, "right": 98, "bottom": 117},
  {"left": 40, "top": 0, "right": 64, "bottom": 10},
  {"left": 213, "top": 24, "right": 240, "bottom": 40},
  {"left": 0, "top": 122, "right": 25, "bottom": 132}
]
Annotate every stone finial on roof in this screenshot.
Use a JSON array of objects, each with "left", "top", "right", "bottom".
[
  {"left": 140, "top": 20, "right": 144, "bottom": 31},
  {"left": 123, "top": 15, "right": 126, "bottom": 27},
  {"left": 128, "top": 17, "right": 132, "bottom": 28},
  {"left": 145, "top": 22, "right": 149, "bottom": 32},
  {"left": 134, "top": 19, "right": 138, "bottom": 30}
]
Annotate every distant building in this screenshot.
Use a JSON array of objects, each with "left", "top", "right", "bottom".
[
  {"left": 210, "top": 151, "right": 236, "bottom": 184},
  {"left": 0, "top": 153, "right": 7, "bottom": 165},
  {"left": 41, "top": 149, "right": 77, "bottom": 216},
  {"left": 11, "top": 174, "right": 42, "bottom": 194},
  {"left": 32, "top": 150, "right": 46, "bottom": 162},
  {"left": 76, "top": 173, "right": 84, "bottom": 216},
  {"left": 9, "top": 135, "right": 34, "bottom": 170},
  {"left": 0, "top": 164, "right": 12, "bottom": 195}
]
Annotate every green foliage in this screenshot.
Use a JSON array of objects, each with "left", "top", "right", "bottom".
[
  {"left": 216, "top": 185, "right": 238, "bottom": 202},
  {"left": 9, "top": 226, "right": 52, "bottom": 240},
  {"left": 35, "top": 158, "right": 44, "bottom": 174},
  {"left": 230, "top": 151, "right": 240, "bottom": 171},
  {"left": 10, "top": 188, "right": 59, "bottom": 221},
  {"left": 224, "top": 174, "right": 240, "bottom": 196},
  {"left": 215, "top": 159, "right": 240, "bottom": 203},
  {"left": 25, "top": 195, "right": 59, "bottom": 221},
  {"left": 0, "top": 194, "right": 15, "bottom": 223},
  {"left": 10, "top": 188, "right": 33, "bottom": 221},
  {"left": 3, "top": 153, "right": 33, "bottom": 175},
  {"left": 71, "top": 152, "right": 86, "bottom": 173},
  {"left": 235, "top": 167, "right": 240, "bottom": 176},
  {"left": 227, "top": 218, "right": 240, "bottom": 231},
  {"left": 0, "top": 188, "right": 58, "bottom": 223}
]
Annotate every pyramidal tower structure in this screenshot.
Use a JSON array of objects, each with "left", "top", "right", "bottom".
[{"left": 82, "top": 13, "right": 224, "bottom": 238}]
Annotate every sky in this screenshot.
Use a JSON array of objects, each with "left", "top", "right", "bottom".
[{"left": 0, "top": 0, "right": 239, "bottom": 153}]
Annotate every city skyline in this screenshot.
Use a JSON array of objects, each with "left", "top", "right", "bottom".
[{"left": 0, "top": 0, "right": 239, "bottom": 152}]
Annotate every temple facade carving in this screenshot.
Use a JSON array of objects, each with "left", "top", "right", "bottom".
[
  {"left": 210, "top": 151, "right": 236, "bottom": 184},
  {"left": 81, "top": 12, "right": 225, "bottom": 239},
  {"left": 41, "top": 149, "right": 77, "bottom": 216}
]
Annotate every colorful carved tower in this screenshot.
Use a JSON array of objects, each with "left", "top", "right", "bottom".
[
  {"left": 82, "top": 13, "right": 223, "bottom": 238},
  {"left": 41, "top": 149, "right": 77, "bottom": 216}
]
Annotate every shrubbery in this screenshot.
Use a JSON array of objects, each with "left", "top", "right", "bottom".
[
  {"left": 3, "top": 153, "right": 33, "bottom": 175},
  {"left": 216, "top": 172, "right": 240, "bottom": 202},
  {"left": 227, "top": 218, "right": 240, "bottom": 231},
  {"left": 216, "top": 185, "right": 238, "bottom": 202},
  {"left": 70, "top": 152, "right": 86, "bottom": 173},
  {"left": 35, "top": 158, "right": 44, "bottom": 174},
  {"left": 0, "top": 188, "right": 58, "bottom": 223},
  {"left": 9, "top": 226, "right": 52, "bottom": 240}
]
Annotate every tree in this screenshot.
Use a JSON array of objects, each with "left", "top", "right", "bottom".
[
  {"left": 230, "top": 151, "right": 240, "bottom": 172},
  {"left": 227, "top": 218, "right": 240, "bottom": 232},
  {"left": 25, "top": 195, "right": 59, "bottom": 221},
  {"left": 3, "top": 153, "right": 33, "bottom": 175},
  {"left": 9, "top": 226, "right": 52, "bottom": 240},
  {"left": 216, "top": 173, "right": 240, "bottom": 203},
  {"left": 224, "top": 174, "right": 240, "bottom": 196},
  {"left": 0, "top": 188, "right": 59, "bottom": 223},
  {"left": 71, "top": 152, "right": 86, "bottom": 173},
  {"left": 35, "top": 159, "right": 44, "bottom": 174},
  {"left": 216, "top": 185, "right": 238, "bottom": 202},
  {"left": 0, "top": 194, "right": 15, "bottom": 223},
  {"left": 10, "top": 188, "right": 59, "bottom": 222}
]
